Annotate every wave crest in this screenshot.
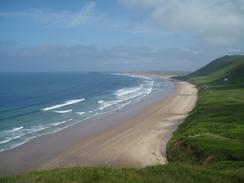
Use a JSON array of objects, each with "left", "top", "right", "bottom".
[
  {"left": 41, "top": 98, "right": 85, "bottom": 111},
  {"left": 54, "top": 109, "right": 72, "bottom": 113},
  {"left": 13, "top": 126, "right": 23, "bottom": 131},
  {"left": 115, "top": 85, "right": 143, "bottom": 97}
]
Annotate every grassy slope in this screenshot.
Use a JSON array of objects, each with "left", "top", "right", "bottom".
[
  {"left": 1, "top": 163, "right": 244, "bottom": 183},
  {"left": 187, "top": 55, "right": 243, "bottom": 77},
  {"left": 167, "top": 55, "right": 244, "bottom": 170},
  {"left": 1, "top": 55, "right": 244, "bottom": 182}
]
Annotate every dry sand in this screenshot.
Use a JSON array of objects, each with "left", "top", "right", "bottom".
[{"left": 0, "top": 77, "right": 197, "bottom": 176}]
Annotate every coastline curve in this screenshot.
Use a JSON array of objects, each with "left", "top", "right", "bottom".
[{"left": 0, "top": 76, "right": 197, "bottom": 176}]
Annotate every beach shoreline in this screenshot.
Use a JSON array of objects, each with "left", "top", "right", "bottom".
[{"left": 0, "top": 75, "right": 197, "bottom": 177}]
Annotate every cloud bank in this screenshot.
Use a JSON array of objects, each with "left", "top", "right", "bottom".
[
  {"left": 1, "top": 42, "right": 241, "bottom": 72},
  {"left": 119, "top": 0, "right": 244, "bottom": 47}
]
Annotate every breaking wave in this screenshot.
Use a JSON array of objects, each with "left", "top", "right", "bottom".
[
  {"left": 54, "top": 109, "right": 72, "bottom": 113},
  {"left": 41, "top": 98, "right": 85, "bottom": 111}
]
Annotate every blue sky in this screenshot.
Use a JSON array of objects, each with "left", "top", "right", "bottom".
[{"left": 1, "top": 0, "right": 244, "bottom": 72}]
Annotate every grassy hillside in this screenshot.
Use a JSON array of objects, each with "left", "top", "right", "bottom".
[
  {"left": 1, "top": 163, "right": 244, "bottom": 183},
  {"left": 168, "top": 55, "right": 244, "bottom": 170},
  {"left": 1, "top": 55, "right": 244, "bottom": 182},
  {"left": 182, "top": 55, "right": 243, "bottom": 78}
]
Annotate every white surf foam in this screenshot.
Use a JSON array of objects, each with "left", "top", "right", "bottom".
[
  {"left": 99, "top": 100, "right": 123, "bottom": 110},
  {"left": 76, "top": 112, "right": 85, "bottom": 115},
  {"left": 130, "top": 75, "right": 150, "bottom": 79},
  {"left": 115, "top": 84, "right": 143, "bottom": 97},
  {"left": 98, "top": 100, "right": 103, "bottom": 103},
  {"left": 26, "top": 125, "right": 50, "bottom": 135},
  {"left": 41, "top": 98, "right": 85, "bottom": 111},
  {"left": 0, "top": 136, "right": 37, "bottom": 153},
  {"left": 51, "top": 120, "right": 67, "bottom": 126},
  {"left": 13, "top": 126, "right": 23, "bottom": 131},
  {"left": 112, "top": 73, "right": 150, "bottom": 80},
  {"left": 54, "top": 109, "right": 72, "bottom": 113},
  {"left": 0, "top": 135, "right": 22, "bottom": 145}
]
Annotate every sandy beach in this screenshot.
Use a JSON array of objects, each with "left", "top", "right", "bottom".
[{"left": 0, "top": 77, "right": 197, "bottom": 176}]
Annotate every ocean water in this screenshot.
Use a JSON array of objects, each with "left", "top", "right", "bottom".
[{"left": 0, "top": 72, "right": 172, "bottom": 152}]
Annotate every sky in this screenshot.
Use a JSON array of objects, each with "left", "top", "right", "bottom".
[{"left": 1, "top": 0, "right": 244, "bottom": 72}]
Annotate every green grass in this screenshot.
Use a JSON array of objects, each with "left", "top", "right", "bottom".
[
  {"left": 181, "top": 55, "right": 243, "bottom": 78},
  {"left": 168, "top": 55, "right": 244, "bottom": 168},
  {"left": 1, "top": 55, "right": 244, "bottom": 182},
  {"left": 1, "top": 163, "right": 244, "bottom": 183}
]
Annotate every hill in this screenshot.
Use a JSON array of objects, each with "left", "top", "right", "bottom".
[
  {"left": 187, "top": 55, "right": 243, "bottom": 77},
  {"left": 122, "top": 70, "right": 191, "bottom": 76},
  {"left": 168, "top": 55, "right": 244, "bottom": 171}
]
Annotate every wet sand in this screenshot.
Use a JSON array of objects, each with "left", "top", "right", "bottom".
[{"left": 0, "top": 77, "right": 197, "bottom": 177}]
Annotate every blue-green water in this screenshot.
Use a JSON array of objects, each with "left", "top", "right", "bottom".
[{"left": 0, "top": 72, "right": 172, "bottom": 152}]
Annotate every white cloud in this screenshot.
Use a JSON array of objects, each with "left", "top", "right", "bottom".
[
  {"left": 230, "top": 49, "right": 241, "bottom": 52},
  {"left": 0, "top": 40, "right": 18, "bottom": 47},
  {"left": 67, "top": 2, "right": 96, "bottom": 27},
  {"left": 119, "top": 0, "right": 244, "bottom": 47},
  {"left": 42, "top": 2, "right": 96, "bottom": 28},
  {"left": 119, "top": 0, "right": 162, "bottom": 12},
  {"left": 2, "top": 41, "right": 244, "bottom": 72},
  {"left": 0, "top": 13, "right": 8, "bottom": 17},
  {"left": 2, "top": 2, "right": 96, "bottom": 29},
  {"left": 0, "top": 43, "right": 227, "bottom": 72}
]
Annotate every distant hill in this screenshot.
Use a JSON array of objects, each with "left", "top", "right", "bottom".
[
  {"left": 123, "top": 70, "right": 191, "bottom": 76},
  {"left": 176, "top": 55, "right": 244, "bottom": 83}
]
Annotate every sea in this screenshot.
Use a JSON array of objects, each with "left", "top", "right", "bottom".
[{"left": 0, "top": 72, "right": 173, "bottom": 152}]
